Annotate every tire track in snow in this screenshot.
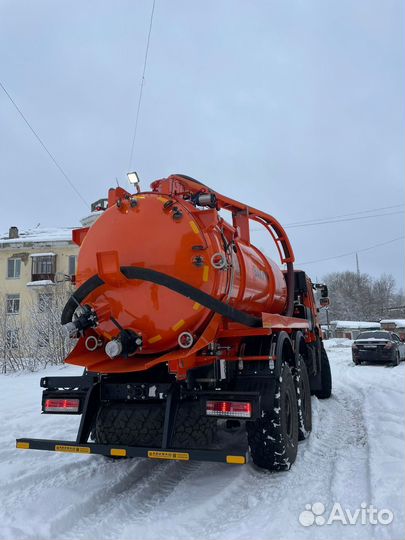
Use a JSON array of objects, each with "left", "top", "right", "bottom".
[
  {"left": 87, "top": 383, "right": 374, "bottom": 540},
  {"left": 328, "top": 384, "right": 372, "bottom": 512},
  {"left": 1, "top": 453, "right": 100, "bottom": 493},
  {"left": 197, "top": 387, "right": 373, "bottom": 540},
  {"left": 0, "top": 457, "right": 145, "bottom": 539},
  {"left": 56, "top": 459, "right": 203, "bottom": 540}
]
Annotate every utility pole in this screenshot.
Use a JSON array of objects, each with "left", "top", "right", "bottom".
[{"left": 355, "top": 252, "right": 360, "bottom": 279}]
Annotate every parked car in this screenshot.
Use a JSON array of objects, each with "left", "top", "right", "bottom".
[{"left": 352, "top": 331, "right": 405, "bottom": 366}]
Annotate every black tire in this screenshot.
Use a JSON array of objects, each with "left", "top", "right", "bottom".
[
  {"left": 172, "top": 401, "right": 217, "bottom": 449},
  {"left": 95, "top": 400, "right": 216, "bottom": 450},
  {"left": 95, "top": 403, "right": 165, "bottom": 447},
  {"left": 314, "top": 345, "right": 332, "bottom": 399},
  {"left": 392, "top": 352, "right": 400, "bottom": 367},
  {"left": 294, "top": 355, "right": 312, "bottom": 440},
  {"left": 246, "top": 363, "right": 298, "bottom": 471}
]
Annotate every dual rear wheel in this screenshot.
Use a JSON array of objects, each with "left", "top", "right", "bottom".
[{"left": 246, "top": 355, "right": 313, "bottom": 471}]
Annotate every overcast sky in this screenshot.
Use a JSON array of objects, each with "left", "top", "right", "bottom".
[{"left": 1, "top": 0, "right": 404, "bottom": 288}]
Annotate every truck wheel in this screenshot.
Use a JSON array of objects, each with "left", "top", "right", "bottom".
[
  {"left": 314, "top": 345, "right": 332, "bottom": 399},
  {"left": 246, "top": 363, "right": 298, "bottom": 471},
  {"left": 294, "top": 355, "right": 312, "bottom": 440},
  {"left": 95, "top": 403, "right": 165, "bottom": 447},
  {"left": 172, "top": 401, "right": 217, "bottom": 449}
]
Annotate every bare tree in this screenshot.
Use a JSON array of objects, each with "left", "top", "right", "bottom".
[
  {"left": 0, "top": 283, "right": 76, "bottom": 373},
  {"left": 322, "top": 271, "right": 404, "bottom": 322}
]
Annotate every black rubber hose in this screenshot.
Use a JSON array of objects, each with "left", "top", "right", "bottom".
[
  {"left": 61, "top": 267, "right": 262, "bottom": 328},
  {"left": 61, "top": 275, "right": 105, "bottom": 325}
]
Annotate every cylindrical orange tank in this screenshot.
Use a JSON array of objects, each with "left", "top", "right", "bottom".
[{"left": 73, "top": 177, "right": 287, "bottom": 357}]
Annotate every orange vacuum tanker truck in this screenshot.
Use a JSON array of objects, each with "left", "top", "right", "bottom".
[{"left": 17, "top": 174, "right": 331, "bottom": 471}]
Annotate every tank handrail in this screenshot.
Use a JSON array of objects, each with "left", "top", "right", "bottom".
[
  {"left": 155, "top": 175, "right": 295, "bottom": 265},
  {"left": 153, "top": 175, "right": 295, "bottom": 317}
]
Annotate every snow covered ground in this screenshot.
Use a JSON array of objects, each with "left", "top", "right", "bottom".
[{"left": 0, "top": 342, "right": 404, "bottom": 540}]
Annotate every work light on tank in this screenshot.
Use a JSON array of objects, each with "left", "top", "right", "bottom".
[
  {"left": 127, "top": 171, "right": 141, "bottom": 193},
  {"left": 127, "top": 171, "right": 140, "bottom": 185}
]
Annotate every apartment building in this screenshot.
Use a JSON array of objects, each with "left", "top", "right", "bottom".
[{"left": 0, "top": 226, "right": 78, "bottom": 350}]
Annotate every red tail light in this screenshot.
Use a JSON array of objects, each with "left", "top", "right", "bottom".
[
  {"left": 44, "top": 398, "right": 80, "bottom": 412},
  {"left": 206, "top": 400, "right": 252, "bottom": 418}
]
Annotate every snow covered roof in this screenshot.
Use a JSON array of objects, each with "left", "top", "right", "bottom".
[
  {"left": 29, "top": 252, "right": 56, "bottom": 258},
  {"left": 0, "top": 227, "right": 74, "bottom": 246},
  {"left": 26, "top": 280, "right": 55, "bottom": 287},
  {"left": 80, "top": 210, "right": 104, "bottom": 228},
  {"left": 380, "top": 319, "right": 405, "bottom": 328},
  {"left": 331, "top": 320, "right": 381, "bottom": 329}
]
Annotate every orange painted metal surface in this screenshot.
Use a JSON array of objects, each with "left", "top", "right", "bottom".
[{"left": 65, "top": 175, "right": 299, "bottom": 376}]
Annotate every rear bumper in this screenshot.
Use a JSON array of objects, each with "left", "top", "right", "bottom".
[
  {"left": 353, "top": 349, "right": 395, "bottom": 363},
  {"left": 16, "top": 438, "right": 248, "bottom": 465}
]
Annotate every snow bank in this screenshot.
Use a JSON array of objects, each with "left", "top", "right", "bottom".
[
  {"left": 331, "top": 320, "right": 380, "bottom": 330},
  {"left": 324, "top": 338, "right": 353, "bottom": 348}
]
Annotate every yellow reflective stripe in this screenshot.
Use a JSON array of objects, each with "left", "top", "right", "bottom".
[
  {"left": 226, "top": 455, "right": 246, "bottom": 464},
  {"left": 16, "top": 442, "right": 30, "bottom": 449},
  {"left": 148, "top": 450, "right": 189, "bottom": 461},
  {"left": 189, "top": 221, "right": 199, "bottom": 234},
  {"left": 148, "top": 334, "right": 162, "bottom": 344},
  {"left": 202, "top": 265, "right": 209, "bottom": 282},
  {"left": 55, "top": 445, "right": 90, "bottom": 454},
  {"left": 157, "top": 197, "right": 167, "bottom": 203},
  {"left": 192, "top": 302, "right": 201, "bottom": 311},
  {"left": 171, "top": 319, "right": 185, "bottom": 332},
  {"left": 111, "top": 448, "right": 127, "bottom": 457}
]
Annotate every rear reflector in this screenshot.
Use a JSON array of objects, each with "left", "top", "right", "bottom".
[
  {"left": 226, "top": 455, "right": 246, "bottom": 464},
  {"left": 206, "top": 400, "right": 252, "bottom": 418},
  {"left": 44, "top": 398, "right": 80, "bottom": 412}
]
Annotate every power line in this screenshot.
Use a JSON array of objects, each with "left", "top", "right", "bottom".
[
  {"left": 0, "top": 80, "right": 88, "bottom": 208},
  {"left": 296, "top": 236, "right": 404, "bottom": 266},
  {"left": 128, "top": 0, "right": 156, "bottom": 171},
  {"left": 284, "top": 203, "right": 404, "bottom": 227},
  {"left": 252, "top": 208, "right": 403, "bottom": 231},
  {"left": 285, "top": 210, "right": 403, "bottom": 229}
]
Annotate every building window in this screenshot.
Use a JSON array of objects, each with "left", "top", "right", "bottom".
[
  {"left": 6, "top": 329, "right": 19, "bottom": 349},
  {"left": 68, "top": 255, "right": 77, "bottom": 276},
  {"left": 38, "top": 292, "right": 53, "bottom": 312},
  {"left": 31, "top": 255, "right": 56, "bottom": 281},
  {"left": 6, "top": 294, "right": 20, "bottom": 315},
  {"left": 7, "top": 258, "right": 21, "bottom": 279}
]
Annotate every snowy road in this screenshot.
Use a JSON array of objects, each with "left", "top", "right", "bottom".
[{"left": 0, "top": 342, "right": 404, "bottom": 540}]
